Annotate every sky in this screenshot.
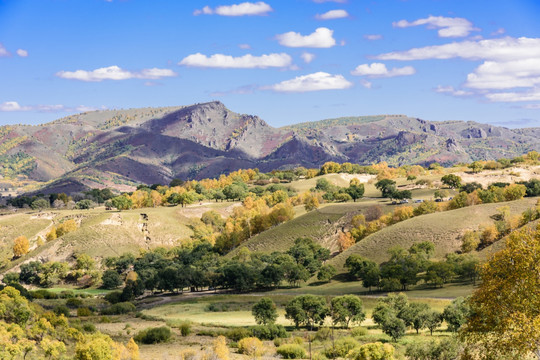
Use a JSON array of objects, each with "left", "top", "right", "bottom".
[{"left": 1, "top": 0, "right": 540, "bottom": 128}]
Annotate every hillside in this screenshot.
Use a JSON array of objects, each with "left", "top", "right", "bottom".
[{"left": 0, "top": 101, "right": 539, "bottom": 195}]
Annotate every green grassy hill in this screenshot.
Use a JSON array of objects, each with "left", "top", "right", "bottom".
[{"left": 328, "top": 197, "right": 538, "bottom": 270}]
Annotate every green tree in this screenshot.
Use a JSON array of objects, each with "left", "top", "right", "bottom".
[
  {"left": 252, "top": 297, "right": 278, "bottom": 325},
  {"left": 31, "top": 198, "right": 49, "bottom": 210},
  {"left": 285, "top": 294, "right": 328, "bottom": 329},
  {"left": 101, "top": 270, "right": 123, "bottom": 290},
  {"left": 346, "top": 183, "right": 365, "bottom": 202},
  {"left": 443, "top": 297, "right": 470, "bottom": 333},
  {"left": 441, "top": 174, "right": 462, "bottom": 189},
  {"left": 331, "top": 295, "right": 365, "bottom": 328},
  {"left": 423, "top": 310, "right": 442, "bottom": 336},
  {"left": 381, "top": 315, "right": 406, "bottom": 342},
  {"left": 468, "top": 161, "right": 484, "bottom": 173},
  {"left": 375, "top": 179, "right": 397, "bottom": 199},
  {"left": 317, "top": 265, "right": 336, "bottom": 283},
  {"left": 111, "top": 195, "right": 133, "bottom": 211}
]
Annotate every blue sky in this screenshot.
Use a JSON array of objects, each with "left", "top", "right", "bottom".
[{"left": 1, "top": 0, "right": 540, "bottom": 128}]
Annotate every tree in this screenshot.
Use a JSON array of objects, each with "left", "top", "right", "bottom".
[
  {"left": 331, "top": 295, "right": 365, "bottom": 328},
  {"left": 12, "top": 236, "right": 29, "bottom": 258},
  {"left": 400, "top": 302, "right": 429, "bottom": 333},
  {"left": 423, "top": 310, "right": 442, "bottom": 336},
  {"left": 31, "top": 198, "right": 49, "bottom": 211},
  {"left": 346, "top": 183, "right": 365, "bottom": 202},
  {"left": 111, "top": 195, "right": 133, "bottom": 211},
  {"left": 345, "top": 255, "right": 380, "bottom": 292},
  {"left": 75, "top": 333, "right": 115, "bottom": 360},
  {"left": 381, "top": 315, "right": 406, "bottom": 342},
  {"left": 443, "top": 297, "right": 470, "bottom": 333},
  {"left": 317, "top": 265, "right": 336, "bottom": 283},
  {"left": 252, "top": 297, "right": 278, "bottom": 325},
  {"left": 468, "top": 161, "right": 484, "bottom": 173},
  {"left": 76, "top": 199, "right": 94, "bottom": 210},
  {"left": 441, "top": 174, "right": 462, "bottom": 189},
  {"left": 285, "top": 294, "right": 328, "bottom": 329},
  {"left": 101, "top": 270, "right": 123, "bottom": 289},
  {"left": 375, "top": 179, "right": 397, "bottom": 199},
  {"left": 462, "top": 225, "right": 540, "bottom": 358}
]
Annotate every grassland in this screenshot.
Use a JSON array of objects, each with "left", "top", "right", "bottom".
[{"left": 329, "top": 197, "right": 538, "bottom": 270}]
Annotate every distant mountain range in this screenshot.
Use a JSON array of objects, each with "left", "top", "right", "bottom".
[{"left": 1, "top": 101, "right": 539, "bottom": 194}]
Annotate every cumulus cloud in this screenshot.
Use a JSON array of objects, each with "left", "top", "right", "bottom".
[
  {"left": 266, "top": 72, "right": 352, "bottom": 92},
  {"left": 301, "top": 52, "right": 316, "bottom": 64},
  {"left": 276, "top": 27, "right": 336, "bottom": 48},
  {"left": 364, "top": 34, "right": 382, "bottom": 41},
  {"left": 194, "top": 2, "right": 272, "bottom": 16},
  {"left": 316, "top": 9, "right": 349, "bottom": 20},
  {"left": 351, "top": 63, "right": 415, "bottom": 78},
  {"left": 0, "top": 101, "right": 101, "bottom": 113},
  {"left": 16, "top": 49, "right": 28, "bottom": 57},
  {"left": 179, "top": 53, "right": 292, "bottom": 68},
  {"left": 56, "top": 65, "right": 177, "bottom": 82},
  {"left": 0, "top": 43, "right": 10, "bottom": 57},
  {"left": 393, "top": 15, "right": 479, "bottom": 38},
  {"left": 238, "top": 44, "right": 251, "bottom": 49},
  {"left": 376, "top": 36, "right": 540, "bottom": 103}
]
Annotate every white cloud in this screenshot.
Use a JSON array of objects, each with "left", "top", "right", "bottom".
[
  {"left": 393, "top": 15, "right": 479, "bottom": 38},
  {"left": 56, "top": 65, "right": 177, "bottom": 82},
  {"left": 194, "top": 2, "right": 272, "bottom": 16},
  {"left": 16, "top": 49, "right": 28, "bottom": 57},
  {"left": 238, "top": 43, "right": 251, "bottom": 49},
  {"left": 266, "top": 72, "right": 352, "bottom": 92},
  {"left": 0, "top": 43, "right": 10, "bottom": 57},
  {"left": 316, "top": 9, "right": 349, "bottom": 20},
  {"left": 351, "top": 63, "right": 415, "bottom": 78},
  {"left": 376, "top": 36, "right": 540, "bottom": 103},
  {"left": 276, "top": 27, "right": 336, "bottom": 48},
  {"left": 301, "top": 52, "right": 316, "bottom": 64},
  {"left": 375, "top": 37, "right": 540, "bottom": 62},
  {"left": 465, "top": 59, "right": 540, "bottom": 90},
  {"left": 364, "top": 34, "right": 382, "bottom": 41},
  {"left": 0, "top": 101, "right": 101, "bottom": 113},
  {"left": 486, "top": 89, "right": 540, "bottom": 103},
  {"left": 522, "top": 104, "right": 540, "bottom": 109},
  {"left": 360, "top": 79, "right": 372, "bottom": 89},
  {"left": 179, "top": 53, "right": 292, "bottom": 68},
  {"left": 435, "top": 85, "right": 473, "bottom": 97}
]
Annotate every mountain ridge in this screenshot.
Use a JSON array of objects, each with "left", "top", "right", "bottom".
[{"left": 0, "top": 101, "right": 539, "bottom": 194}]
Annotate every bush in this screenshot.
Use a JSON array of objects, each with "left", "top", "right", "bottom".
[
  {"left": 77, "top": 307, "right": 93, "bottom": 317},
  {"left": 351, "top": 326, "right": 368, "bottom": 337},
  {"left": 66, "top": 297, "right": 83, "bottom": 308},
  {"left": 54, "top": 305, "right": 70, "bottom": 317},
  {"left": 58, "top": 290, "right": 75, "bottom": 299},
  {"left": 277, "top": 344, "right": 306, "bottom": 359},
  {"left": 134, "top": 326, "right": 172, "bottom": 344},
  {"left": 104, "top": 291, "right": 123, "bottom": 304},
  {"left": 31, "top": 289, "right": 58, "bottom": 299},
  {"left": 101, "top": 301, "right": 136, "bottom": 315},
  {"left": 250, "top": 324, "right": 288, "bottom": 340},
  {"left": 179, "top": 322, "right": 192, "bottom": 337},
  {"left": 82, "top": 322, "right": 96, "bottom": 333},
  {"left": 314, "top": 327, "right": 331, "bottom": 341},
  {"left": 324, "top": 336, "right": 359, "bottom": 358},
  {"left": 238, "top": 337, "right": 264, "bottom": 357},
  {"left": 226, "top": 327, "right": 251, "bottom": 341}
]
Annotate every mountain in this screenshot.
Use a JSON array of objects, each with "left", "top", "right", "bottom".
[{"left": 0, "top": 101, "right": 539, "bottom": 194}]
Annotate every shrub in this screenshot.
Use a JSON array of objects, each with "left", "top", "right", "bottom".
[
  {"left": 82, "top": 322, "right": 96, "bottom": 333},
  {"left": 54, "top": 305, "right": 70, "bottom": 317},
  {"left": 77, "top": 307, "right": 93, "bottom": 317},
  {"left": 277, "top": 344, "right": 306, "bottom": 359},
  {"left": 58, "top": 290, "right": 76, "bottom": 299},
  {"left": 250, "top": 324, "right": 288, "bottom": 340},
  {"left": 104, "top": 291, "right": 123, "bottom": 304},
  {"left": 238, "top": 337, "right": 264, "bottom": 357},
  {"left": 347, "top": 342, "right": 395, "bottom": 360},
  {"left": 66, "top": 297, "right": 83, "bottom": 308},
  {"left": 101, "top": 301, "right": 136, "bottom": 315},
  {"left": 226, "top": 327, "right": 251, "bottom": 341},
  {"left": 134, "top": 326, "right": 171, "bottom": 344},
  {"left": 179, "top": 322, "right": 192, "bottom": 337},
  {"left": 31, "top": 289, "right": 58, "bottom": 299},
  {"left": 351, "top": 326, "right": 368, "bottom": 337},
  {"left": 324, "top": 336, "right": 359, "bottom": 358},
  {"left": 314, "top": 327, "right": 331, "bottom": 341},
  {"left": 461, "top": 231, "right": 480, "bottom": 253}
]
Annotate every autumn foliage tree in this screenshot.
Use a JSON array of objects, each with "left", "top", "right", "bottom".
[
  {"left": 12, "top": 235, "right": 29, "bottom": 258},
  {"left": 462, "top": 225, "right": 540, "bottom": 359}
]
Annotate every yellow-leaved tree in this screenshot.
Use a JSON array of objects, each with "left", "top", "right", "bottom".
[
  {"left": 12, "top": 235, "right": 29, "bottom": 257},
  {"left": 462, "top": 224, "right": 540, "bottom": 359}
]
